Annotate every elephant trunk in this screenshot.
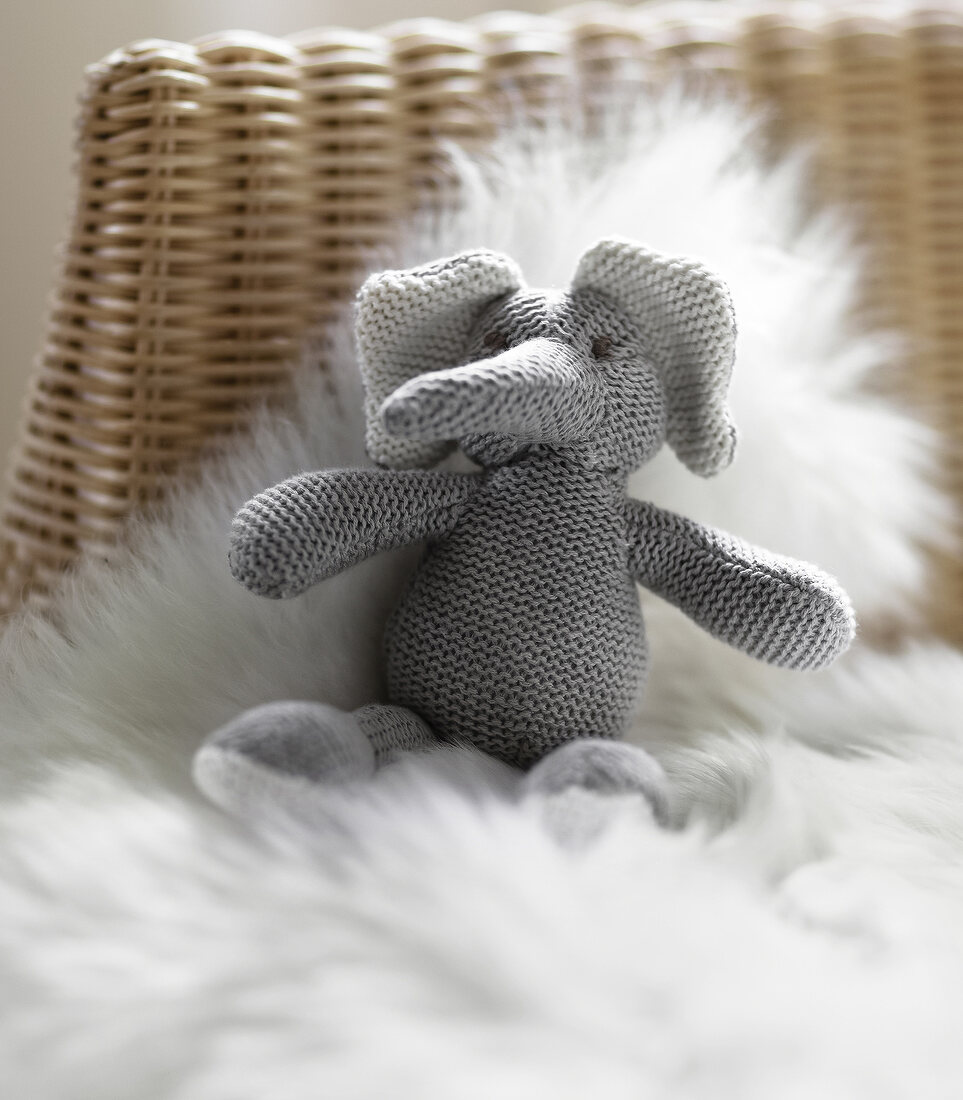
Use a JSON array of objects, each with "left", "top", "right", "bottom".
[{"left": 380, "top": 338, "right": 604, "bottom": 445}]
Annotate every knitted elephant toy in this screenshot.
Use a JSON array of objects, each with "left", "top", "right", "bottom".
[{"left": 193, "top": 238, "right": 855, "bottom": 824}]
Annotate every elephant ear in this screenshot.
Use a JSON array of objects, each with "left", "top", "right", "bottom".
[
  {"left": 355, "top": 249, "right": 523, "bottom": 468},
  {"left": 573, "top": 237, "right": 738, "bottom": 477}
]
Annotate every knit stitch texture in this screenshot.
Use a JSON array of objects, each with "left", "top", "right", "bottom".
[{"left": 228, "top": 240, "right": 855, "bottom": 769}]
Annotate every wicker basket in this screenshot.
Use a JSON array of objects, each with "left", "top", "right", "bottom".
[{"left": 2, "top": 1, "right": 962, "bottom": 640}]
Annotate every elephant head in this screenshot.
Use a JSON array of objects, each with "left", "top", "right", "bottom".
[{"left": 355, "top": 238, "right": 738, "bottom": 477}]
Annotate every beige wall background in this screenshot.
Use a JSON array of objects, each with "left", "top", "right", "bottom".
[{"left": 0, "top": 0, "right": 568, "bottom": 471}]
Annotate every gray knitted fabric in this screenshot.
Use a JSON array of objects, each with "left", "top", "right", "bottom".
[
  {"left": 230, "top": 469, "right": 477, "bottom": 599},
  {"left": 572, "top": 238, "right": 738, "bottom": 477},
  {"left": 626, "top": 500, "right": 854, "bottom": 671},
  {"left": 356, "top": 249, "right": 523, "bottom": 470},
  {"left": 192, "top": 701, "right": 437, "bottom": 818},
  {"left": 199, "top": 700, "right": 375, "bottom": 782},
  {"left": 520, "top": 739, "right": 670, "bottom": 827},
  {"left": 228, "top": 239, "right": 855, "bottom": 771},
  {"left": 192, "top": 701, "right": 377, "bottom": 819},
  {"left": 354, "top": 703, "right": 435, "bottom": 763}
]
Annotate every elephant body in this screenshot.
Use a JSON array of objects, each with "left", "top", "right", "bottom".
[{"left": 385, "top": 454, "right": 646, "bottom": 767}]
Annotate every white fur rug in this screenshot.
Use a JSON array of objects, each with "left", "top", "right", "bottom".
[{"left": 3, "top": 96, "right": 963, "bottom": 1098}]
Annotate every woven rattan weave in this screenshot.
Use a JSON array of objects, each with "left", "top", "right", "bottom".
[{"left": 2, "top": 1, "right": 962, "bottom": 640}]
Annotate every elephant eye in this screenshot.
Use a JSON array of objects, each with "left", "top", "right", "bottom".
[
  {"left": 483, "top": 330, "right": 508, "bottom": 352},
  {"left": 591, "top": 336, "right": 612, "bottom": 358}
]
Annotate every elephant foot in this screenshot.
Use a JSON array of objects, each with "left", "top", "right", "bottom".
[
  {"left": 521, "top": 739, "right": 670, "bottom": 839},
  {"left": 192, "top": 701, "right": 437, "bottom": 821},
  {"left": 193, "top": 700, "right": 375, "bottom": 820}
]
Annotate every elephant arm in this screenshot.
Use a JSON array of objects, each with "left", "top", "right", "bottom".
[
  {"left": 230, "top": 468, "right": 480, "bottom": 598},
  {"left": 625, "top": 498, "right": 855, "bottom": 670}
]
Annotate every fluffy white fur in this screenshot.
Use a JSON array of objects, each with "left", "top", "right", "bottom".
[{"left": 3, "top": 95, "right": 963, "bottom": 1097}]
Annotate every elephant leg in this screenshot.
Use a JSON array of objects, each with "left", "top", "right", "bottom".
[
  {"left": 192, "top": 700, "right": 437, "bottom": 820},
  {"left": 521, "top": 739, "right": 670, "bottom": 828},
  {"left": 354, "top": 703, "right": 437, "bottom": 766}
]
